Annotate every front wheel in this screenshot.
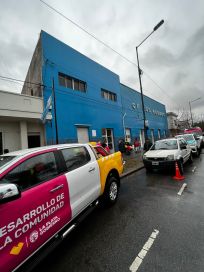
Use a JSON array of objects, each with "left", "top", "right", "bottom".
[
  {"left": 102, "top": 176, "right": 119, "bottom": 207},
  {"left": 178, "top": 159, "right": 184, "bottom": 175},
  {"left": 145, "top": 167, "right": 153, "bottom": 173},
  {"left": 188, "top": 152, "right": 193, "bottom": 164},
  {"left": 195, "top": 148, "right": 200, "bottom": 157}
]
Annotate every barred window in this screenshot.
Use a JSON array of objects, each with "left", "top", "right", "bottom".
[
  {"left": 101, "top": 89, "right": 117, "bottom": 102},
  {"left": 58, "top": 72, "right": 86, "bottom": 93}
]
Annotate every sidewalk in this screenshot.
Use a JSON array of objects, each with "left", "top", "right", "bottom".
[{"left": 121, "top": 150, "right": 144, "bottom": 178}]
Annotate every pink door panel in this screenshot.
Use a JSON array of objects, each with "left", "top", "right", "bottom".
[{"left": 0, "top": 154, "right": 72, "bottom": 272}]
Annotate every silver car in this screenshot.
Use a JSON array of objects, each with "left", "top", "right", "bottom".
[{"left": 175, "top": 134, "right": 200, "bottom": 157}]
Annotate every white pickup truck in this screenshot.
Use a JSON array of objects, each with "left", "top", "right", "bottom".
[
  {"left": 0, "top": 143, "right": 123, "bottom": 272},
  {"left": 143, "top": 138, "right": 192, "bottom": 174}
]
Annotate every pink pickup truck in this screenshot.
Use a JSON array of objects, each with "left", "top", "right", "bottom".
[{"left": 0, "top": 144, "right": 123, "bottom": 272}]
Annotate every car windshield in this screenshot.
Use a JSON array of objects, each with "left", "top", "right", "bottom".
[
  {"left": 151, "top": 140, "right": 178, "bottom": 150},
  {"left": 0, "top": 156, "right": 16, "bottom": 168},
  {"left": 178, "top": 135, "right": 194, "bottom": 141}
]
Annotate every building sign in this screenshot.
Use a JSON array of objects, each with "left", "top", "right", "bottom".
[
  {"left": 131, "top": 103, "right": 165, "bottom": 117},
  {"left": 92, "top": 130, "right": 96, "bottom": 137}
]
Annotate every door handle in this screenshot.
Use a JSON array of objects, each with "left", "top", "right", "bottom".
[
  {"left": 50, "top": 184, "right": 64, "bottom": 193},
  {"left": 89, "top": 167, "right": 95, "bottom": 172}
]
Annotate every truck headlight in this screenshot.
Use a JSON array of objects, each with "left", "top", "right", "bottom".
[{"left": 167, "top": 155, "right": 174, "bottom": 160}]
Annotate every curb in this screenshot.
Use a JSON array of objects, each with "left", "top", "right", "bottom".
[{"left": 121, "top": 165, "right": 144, "bottom": 178}]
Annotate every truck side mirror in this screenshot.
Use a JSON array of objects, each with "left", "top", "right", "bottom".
[{"left": 0, "top": 184, "right": 21, "bottom": 204}]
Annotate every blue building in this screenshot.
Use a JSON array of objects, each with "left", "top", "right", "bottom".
[
  {"left": 120, "top": 84, "right": 168, "bottom": 145},
  {"left": 22, "top": 31, "right": 168, "bottom": 151}
]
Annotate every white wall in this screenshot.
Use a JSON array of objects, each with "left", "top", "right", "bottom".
[
  {"left": 0, "top": 121, "right": 21, "bottom": 152},
  {"left": 0, "top": 90, "right": 43, "bottom": 119},
  {"left": 0, "top": 120, "right": 45, "bottom": 153}
]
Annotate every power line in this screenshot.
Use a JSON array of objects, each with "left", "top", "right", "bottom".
[
  {"left": 0, "top": 75, "right": 43, "bottom": 87},
  {"left": 40, "top": 0, "right": 180, "bottom": 108}
]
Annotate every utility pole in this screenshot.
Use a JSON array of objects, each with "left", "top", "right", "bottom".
[{"left": 136, "top": 20, "right": 164, "bottom": 142}]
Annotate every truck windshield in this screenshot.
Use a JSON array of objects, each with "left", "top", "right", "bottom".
[
  {"left": 151, "top": 140, "right": 178, "bottom": 150},
  {"left": 178, "top": 135, "right": 194, "bottom": 141},
  {"left": 0, "top": 156, "right": 16, "bottom": 168}
]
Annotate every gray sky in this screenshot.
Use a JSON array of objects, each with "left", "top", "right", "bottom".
[{"left": 0, "top": 0, "right": 204, "bottom": 120}]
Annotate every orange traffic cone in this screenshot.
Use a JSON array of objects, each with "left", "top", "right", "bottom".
[{"left": 173, "top": 161, "right": 185, "bottom": 181}]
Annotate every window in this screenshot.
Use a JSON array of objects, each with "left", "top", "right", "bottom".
[
  {"left": 151, "top": 140, "right": 178, "bottom": 150},
  {"left": 102, "top": 128, "right": 114, "bottom": 150},
  {"left": 0, "top": 152, "right": 58, "bottom": 190},
  {"left": 61, "top": 147, "right": 91, "bottom": 172},
  {"left": 101, "top": 89, "right": 117, "bottom": 102},
  {"left": 94, "top": 146, "right": 108, "bottom": 157},
  {"left": 58, "top": 72, "right": 86, "bottom": 93},
  {"left": 0, "top": 156, "right": 16, "bottom": 168},
  {"left": 59, "top": 74, "right": 66, "bottom": 87},
  {"left": 73, "top": 79, "right": 79, "bottom": 91},
  {"left": 125, "top": 128, "right": 131, "bottom": 143}
]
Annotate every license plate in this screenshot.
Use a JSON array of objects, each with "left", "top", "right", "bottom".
[{"left": 152, "top": 161, "right": 159, "bottom": 165}]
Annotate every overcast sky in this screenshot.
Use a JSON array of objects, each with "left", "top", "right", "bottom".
[{"left": 0, "top": 0, "right": 204, "bottom": 119}]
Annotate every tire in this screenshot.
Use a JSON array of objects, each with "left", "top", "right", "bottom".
[
  {"left": 188, "top": 152, "right": 193, "bottom": 164},
  {"left": 178, "top": 159, "right": 184, "bottom": 175},
  {"left": 195, "top": 148, "right": 200, "bottom": 157},
  {"left": 102, "top": 176, "right": 119, "bottom": 207},
  {"left": 146, "top": 167, "right": 153, "bottom": 173}
]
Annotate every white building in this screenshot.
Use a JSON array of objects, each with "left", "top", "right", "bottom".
[
  {"left": 167, "top": 112, "right": 179, "bottom": 136},
  {"left": 0, "top": 90, "right": 45, "bottom": 154}
]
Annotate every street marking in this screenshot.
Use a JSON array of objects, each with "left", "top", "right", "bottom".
[
  {"left": 177, "top": 183, "right": 187, "bottom": 196},
  {"left": 129, "top": 229, "right": 159, "bottom": 272},
  {"left": 192, "top": 166, "right": 196, "bottom": 173}
]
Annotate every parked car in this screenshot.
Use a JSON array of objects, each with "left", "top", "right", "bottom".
[
  {"left": 175, "top": 133, "right": 201, "bottom": 157},
  {"left": 0, "top": 144, "right": 123, "bottom": 272},
  {"left": 184, "top": 127, "right": 204, "bottom": 147},
  {"left": 143, "top": 138, "right": 192, "bottom": 173}
]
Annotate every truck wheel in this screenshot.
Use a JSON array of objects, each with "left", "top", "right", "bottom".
[
  {"left": 178, "top": 159, "right": 184, "bottom": 175},
  {"left": 146, "top": 167, "right": 153, "bottom": 173},
  {"left": 189, "top": 152, "right": 193, "bottom": 164},
  {"left": 103, "top": 176, "right": 119, "bottom": 207}
]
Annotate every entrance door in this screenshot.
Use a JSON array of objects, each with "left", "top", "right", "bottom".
[
  {"left": 125, "top": 128, "right": 131, "bottom": 143},
  {"left": 77, "top": 127, "right": 89, "bottom": 143},
  {"left": 28, "top": 135, "right": 41, "bottom": 148},
  {"left": 151, "top": 129, "right": 154, "bottom": 144},
  {"left": 158, "top": 129, "right": 161, "bottom": 140},
  {"left": 140, "top": 129, "right": 145, "bottom": 147},
  {"left": 102, "top": 128, "right": 114, "bottom": 151}
]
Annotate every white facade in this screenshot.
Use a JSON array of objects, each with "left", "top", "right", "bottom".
[
  {"left": 0, "top": 90, "right": 45, "bottom": 154},
  {"left": 167, "top": 112, "right": 178, "bottom": 130},
  {"left": 167, "top": 112, "right": 179, "bottom": 137}
]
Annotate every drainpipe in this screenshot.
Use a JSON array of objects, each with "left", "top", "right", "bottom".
[{"left": 122, "top": 112, "right": 126, "bottom": 140}]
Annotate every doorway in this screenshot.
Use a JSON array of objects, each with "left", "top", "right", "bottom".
[
  {"left": 77, "top": 127, "right": 89, "bottom": 143},
  {"left": 150, "top": 129, "right": 154, "bottom": 144},
  {"left": 28, "top": 135, "right": 41, "bottom": 148},
  {"left": 102, "top": 128, "right": 114, "bottom": 151},
  {"left": 140, "top": 129, "right": 145, "bottom": 147},
  {"left": 125, "top": 128, "right": 131, "bottom": 143}
]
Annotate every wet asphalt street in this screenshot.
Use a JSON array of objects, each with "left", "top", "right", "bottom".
[{"left": 33, "top": 152, "right": 204, "bottom": 272}]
